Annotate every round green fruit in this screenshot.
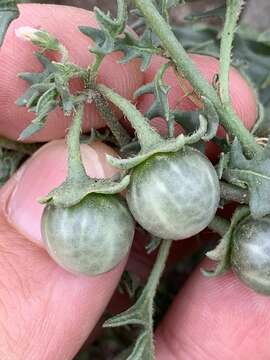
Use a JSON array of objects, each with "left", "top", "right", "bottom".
[
  {"left": 127, "top": 147, "right": 220, "bottom": 240},
  {"left": 231, "top": 215, "right": 270, "bottom": 294},
  {"left": 41, "top": 193, "right": 135, "bottom": 276}
]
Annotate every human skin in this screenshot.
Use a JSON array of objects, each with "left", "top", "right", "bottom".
[{"left": 0, "top": 4, "right": 269, "bottom": 360}]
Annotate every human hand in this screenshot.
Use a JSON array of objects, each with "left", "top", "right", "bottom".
[{"left": 0, "top": 4, "right": 268, "bottom": 359}]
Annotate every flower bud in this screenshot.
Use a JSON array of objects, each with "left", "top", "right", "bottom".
[{"left": 15, "top": 26, "right": 60, "bottom": 51}]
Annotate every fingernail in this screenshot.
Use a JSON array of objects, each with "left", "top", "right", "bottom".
[{"left": 1, "top": 140, "right": 118, "bottom": 247}]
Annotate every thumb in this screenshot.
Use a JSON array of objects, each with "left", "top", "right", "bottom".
[
  {"left": 1, "top": 139, "right": 118, "bottom": 246},
  {"left": 0, "top": 140, "right": 126, "bottom": 359}
]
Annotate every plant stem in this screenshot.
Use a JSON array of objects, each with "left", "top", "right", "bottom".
[
  {"left": 97, "top": 84, "right": 162, "bottom": 150},
  {"left": 92, "top": 89, "right": 131, "bottom": 147},
  {"left": 133, "top": 0, "right": 219, "bottom": 103},
  {"left": 0, "top": 137, "right": 40, "bottom": 155},
  {"left": 209, "top": 216, "right": 230, "bottom": 236},
  {"left": 145, "top": 239, "right": 172, "bottom": 297},
  {"left": 132, "top": 0, "right": 261, "bottom": 158},
  {"left": 85, "top": 51, "right": 131, "bottom": 147},
  {"left": 219, "top": 106, "right": 261, "bottom": 158},
  {"left": 220, "top": 181, "right": 249, "bottom": 204},
  {"left": 67, "top": 104, "right": 87, "bottom": 179},
  {"left": 87, "top": 53, "right": 104, "bottom": 88},
  {"left": 219, "top": 0, "right": 243, "bottom": 105},
  {"left": 141, "top": 239, "right": 172, "bottom": 357}
]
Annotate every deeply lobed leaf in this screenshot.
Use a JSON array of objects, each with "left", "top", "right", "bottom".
[{"left": 224, "top": 140, "right": 270, "bottom": 218}]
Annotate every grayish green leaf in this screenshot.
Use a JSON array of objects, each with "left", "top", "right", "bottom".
[
  {"left": 115, "top": 29, "right": 160, "bottom": 71},
  {"left": 118, "top": 271, "right": 141, "bottom": 299},
  {"left": 0, "top": 0, "right": 19, "bottom": 47},
  {"left": 94, "top": 0, "right": 128, "bottom": 37},
  {"left": 19, "top": 100, "right": 57, "bottom": 140},
  {"left": 203, "top": 207, "right": 250, "bottom": 277},
  {"left": 79, "top": 26, "right": 114, "bottom": 55},
  {"left": 0, "top": 148, "right": 25, "bottom": 186},
  {"left": 40, "top": 174, "right": 130, "bottom": 207},
  {"left": 200, "top": 97, "right": 219, "bottom": 141},
  {"left": 134, "top": 62, "right": 171, "bottom": 125},
  {"left": 79, "top": 0, "right": 128, "bottom": 56},
  {"left": 225, "top": 140, "right": 270, "bottom": 218},
  {"left": 80, "top": 0, "right": 160, "bottom": 70}
]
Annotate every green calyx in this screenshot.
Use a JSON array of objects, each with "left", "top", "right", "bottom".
[
  {"left": 203, "top": 206, "right": 250, "bottom": 277},
  {"left": 39, "top": 174, "right": 130, "bottom": 208},
  {"left": 107, "top": 118, "right": 207, "bottom": 170},
  {"left": 98, "top": 84, "right": 208, "bottom": 171}
]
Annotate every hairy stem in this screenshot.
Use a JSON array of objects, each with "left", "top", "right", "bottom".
[
  {"left": 141, "top": 239, "right": 172, "bottom": 357},
  {"left": 209, "top": 216, "right": 230, "bottom": 236},
  {"left": 92, "top": 90, "right": 131, "bottom": 147},
  {"left": 85, "top": 50, "right": 131, "bottom": 147},
  {"left": 219, "top": 0, "right": 243, "bottom": 105},
  {"left": 133, "top": 0, "right": 218, "bottom": 102},
  {"left": 145, "top": 239, "right": 172, "bottom": 297},
  {"left": 86, "top": 53, "right": 104, "bottom": 88},
  {"left": 67, "top": 104, "right": 87, "bottom": 179},
  {"left": 132, "top": 0, "right": 261, "bottom": 158},
  {"left": 97, "top": 84, "right": 162, "bottom": 150}
]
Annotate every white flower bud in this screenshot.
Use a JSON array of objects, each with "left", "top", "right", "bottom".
[{"left": 15, "top": 26, "right": 40, "bottom": 42}]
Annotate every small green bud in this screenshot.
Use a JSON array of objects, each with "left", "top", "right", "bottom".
[{"left": 15, "top": 26, "right": 60, "bottom": 51}]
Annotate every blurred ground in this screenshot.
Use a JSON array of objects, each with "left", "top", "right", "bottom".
[{"left": 33, "top": 0, "right": 270, "bottom": 31}]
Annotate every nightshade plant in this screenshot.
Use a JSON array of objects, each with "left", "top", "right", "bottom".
[{"left": 1, "top": 0, "right": 270, "bottom": 358}]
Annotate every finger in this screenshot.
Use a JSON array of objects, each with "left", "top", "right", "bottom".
[
  {"left": 0, "top": 4, "right": 143, "bottom": 142},
  {"left": 0, "top": 211, "right": 126, "bottom": 359},
  {"left": 138, "top": 54, "right": 257, "bottom": 136},
  {"left": 0, "top": 139, "right": 119, "bottom": 246},
  {"left": 0, "top": 139, "right": 129, "bottom": 359},
  {"left": 155, "top": 259, "right": 270, "bottom": 359}
]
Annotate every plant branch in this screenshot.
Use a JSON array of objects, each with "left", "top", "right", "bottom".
[
  {"left": 97, "top": 83, "right": 162, "bottom": 150},
  {"left": 67, "top": 104, "right": 87, "bottom": 179},
  {"left": 86, "top": 53, "right": 105, "bottom": 88},
  {"left": 137, "top": 238, "right": 172, "bottom": 357},
  {"left": 219, "top": 0, "right": 243, "bottom": 105},
  {"left": 103, "top": 238, "right": 172, "bottom": 359},
  {"left": 132, "top": 0, "right": 261, "bottom": 158},
  {"left": 145, "top": 239, "right": 172, "bottom": 297},
  {"left": 92, "top": 89, "right": 131, "bottom": 147},
  {"left": 209, "top": 216, "right": 230, "bottom": 236},
  {"left": 133, "top": 0, "right": 219, "bottom": 105},
  {"left": 220, "top": 181, "right": 249, "bottom": 204}
]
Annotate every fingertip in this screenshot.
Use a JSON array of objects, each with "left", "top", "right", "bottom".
[
  {"left": 0, "top": 4, "right": 144, "bottom": 141},
  {"left": 155, "top": 258, "right": 270, "bottom": 359}
]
